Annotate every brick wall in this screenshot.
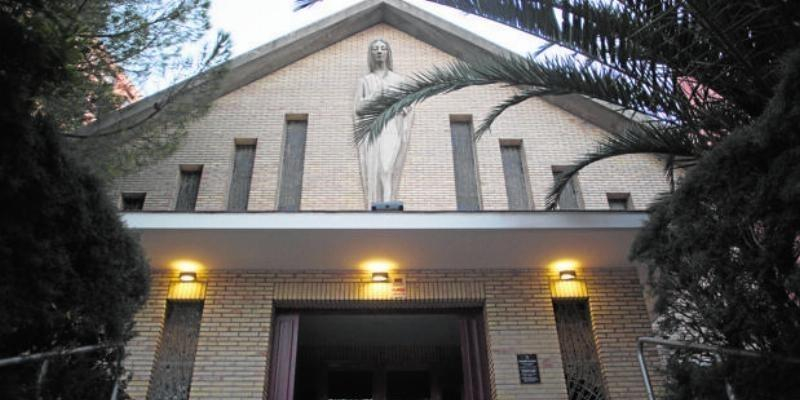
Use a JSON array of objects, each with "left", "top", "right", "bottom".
[
  {"left": 118, "top": 21, "right": 664, "bottom": 400},
  {"left": 125, "top": 274, "right": 171, "bottom": 399},
  {"left": 126, "top": 267, "right": 656, "bottom": 399},
  {"left": 190, "top": 275, "right": 274, "bottom": 399},
  {"left": 111, "top": 24, "right": 669, "bottom": 212},
  {"left": 584, "top": 269, "right": 664, "bottom": 399}
]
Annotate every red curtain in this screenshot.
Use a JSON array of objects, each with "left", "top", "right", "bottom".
[
  {"left": 460, "top": 314, "right": 489, "bottom": 400},
  {"left": 268, "top": 314, "right": 300, "bottom": 400}
]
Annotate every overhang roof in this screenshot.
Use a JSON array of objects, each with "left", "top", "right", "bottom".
[
  {"left": 124, "top": 211, "right": 646, "bottom": 271},
  {"left": 86, "top": 0, "right": 634, "bottom": 136}
]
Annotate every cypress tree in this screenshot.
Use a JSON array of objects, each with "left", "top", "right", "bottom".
[
  {"left": 0, "top": 1, "right": 227, "bottom": 397},
  {"left": 632, "top": 49, "right": 800, "bottom": 399}
]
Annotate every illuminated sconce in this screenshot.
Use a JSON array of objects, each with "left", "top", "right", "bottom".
[
  {"left": 169, "top": 279, "right": 206, "bottom": 301},
  {"left": 551, "top": 279, "right": 588, "bottom": 299},
  {"left": 168, "top": 259, "right": 206, "bottom": 301},
  {"left": 559, "top": 270, "right": 577, "bottom": 281},
  {"left": 360, "top": 258, "right": 397, "bottom": 299},
  {"left": 549, "top": 258, "right": 580, "bottom": 273},
  {"left": 361, "top": 258, "right": 396, "bottom": 272},
  {"left": 549, "top": 259, "right": 588, "bottom": 299},
  {"left": 372, "top": 272, "right": 390, "bottom": 282},
  {"left": 360, "top": 258, "right": 396, "bottom": 281},
  {"left": 179, "top": 271, "right": 197, "bottom": 282}
]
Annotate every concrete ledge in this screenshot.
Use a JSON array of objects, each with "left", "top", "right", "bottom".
[
  {"left": 122, "top": 210, "right": 647, "bottom": 230},
  {"left": 123, "top": 211, "right": 648, "bottom": 271}
]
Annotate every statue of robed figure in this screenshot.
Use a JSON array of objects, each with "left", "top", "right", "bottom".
[{"left": 354, "top": 39, "right": 414, "bottom": 206}]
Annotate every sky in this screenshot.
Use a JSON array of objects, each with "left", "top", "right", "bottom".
[
  {"left": 138, "top": 0, "right": 548, "bottom": 95},
  {"left": 209, "top": 0, "right": 545, "bottom": 57}
]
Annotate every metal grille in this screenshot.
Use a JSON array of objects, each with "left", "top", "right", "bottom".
[
  {"left": 450, "top": 120, "right": 480, "bottom": 211},
  {"left": 278, "top": 119, "right": 308, "bottom": 211},
  {"left": 175, "top": 169, "right": 201, "bottom": 211},
  {"left": 553, "top": 300, "right": 607, "bottom": 400},
  {"left": 228, "top": 144, "right": 256, "bottom": 211},
  {"left": 147, "top": 301, "right": 203, "bottom": 400},
  {"left": 552, "top": 167, "right": 582, "bottom": 209},
  {"left": 500, "top": 143, "right": 531, "bottom": 210}
]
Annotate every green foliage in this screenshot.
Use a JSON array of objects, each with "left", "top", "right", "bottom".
[
  {"left": 6, "top": 0, "right": 231, "bottom": 178},
  {"left": 299, "top": 0, "right": 800, "bottom": 397},
  {"left": 67, "top": 44, "right": 231, "bottom": 180},
  {"left": 0, "top": 105, "right": 150, "bottom": 399},
  {"left": 429, "top": 0, "right": 796, "bottom": 118},
  {"left": 341, "top": 0, "right": 800, "bottom": 207},
  {"left": 0, "top": 0, "right": 224, "bottom": 397},
  {"left": 632, "top": 50, "right": 800, "bottom": 398},
  {"left": 22, "top": 0, "right": 223, "bottom": 127}
]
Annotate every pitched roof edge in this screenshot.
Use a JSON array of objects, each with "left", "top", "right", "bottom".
[
  {"left": 78, "top": 0, "right": 386, "bottom": 135},
  {"left": 382, "top": 0, "right": 637, "bottom": 134},
  {"left": 80, "top": 0, "right": 634, "bottom": 136}
]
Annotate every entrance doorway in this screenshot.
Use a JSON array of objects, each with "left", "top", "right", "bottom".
[{"left": 267, "top": 311, "right": 489, "bottom": 400}]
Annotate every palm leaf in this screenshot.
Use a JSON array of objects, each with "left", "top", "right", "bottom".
[
  {"left": 473, "top": 86, "right": 552, "bottom": 138},
  {"left": 431, "top": 0, "right": 799, "bottom": 118},
  {"left": 300, "top": 0, "right": 800, "bottom": 209},
  {"left": 544, "top": 124, "right": 701, "bottom": 209},
  {"left": 355, "top": 53, "right": 724, "bottom": 144},
  {"left": 293, "top": 0, "right": 322, "bottom": 11}
]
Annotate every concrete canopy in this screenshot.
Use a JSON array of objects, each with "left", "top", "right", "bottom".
[
  {"left": 111, "top": 0, "right": 647, "bottom": 274},
  {"left": 123, "top": 211, "right": 646, "bottom": 271}
]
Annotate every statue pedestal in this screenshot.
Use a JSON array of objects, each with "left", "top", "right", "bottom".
[{"left": 371, "top": 201, "right": 404, "bottom": 211}]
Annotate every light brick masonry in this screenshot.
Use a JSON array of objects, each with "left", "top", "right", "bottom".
[
  {"left": 116, "top": 22, "right": 666, "bottom": 400},
  {"left": 126, "top": 268, "right": 660, "bottom": 400},
  {"left": 111, "top": 24, "right": 669, "bottom": 212}
]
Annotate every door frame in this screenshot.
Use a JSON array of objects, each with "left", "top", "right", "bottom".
[{"left": 266, "top": 306, "right": 490, "bottom": 400}]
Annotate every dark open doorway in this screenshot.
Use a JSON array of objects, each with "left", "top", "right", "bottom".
[{"left": 267, "top": 310, "right": 488, "bottom": 400}]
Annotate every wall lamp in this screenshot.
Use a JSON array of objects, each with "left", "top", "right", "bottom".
[
  {"left": 551, "top": 269, "right": 588, "bottom": 299},
  {"left": 371, "top": 272, "right": 390, "bottom": 282},
  {"left": 179, "top": 271, "right": 197, "bottom": 282},
  {"left": 559, "top": 270, "right": 577, "bottom": 281}
]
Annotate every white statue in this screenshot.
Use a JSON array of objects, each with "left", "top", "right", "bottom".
[{"left": 355, "top": 39, "right": 414, "bottom": 205}]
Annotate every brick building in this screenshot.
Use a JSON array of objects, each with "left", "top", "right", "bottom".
[{"left": 107, "top": 1, "right": 665, "bottom": 399}]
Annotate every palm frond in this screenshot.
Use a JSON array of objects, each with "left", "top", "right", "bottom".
[
  {"left": 354, "top": 61, "right": 504, "bottom": 144},
  {"left": 430, "top": 0, "right": 640, "bottom": 70},
  {"left": 356, "top": 54, "right": 726, "bottom": 145},
  {"left": 474, "top": 87, "right": 553, "bottom": 138},
  {"left": 431, "top": 0, "right": 800, "bottom": 119},
  {"left": 544, "top": 124, "right": 701, "bottom": 210},
  {"left": 293, "top": 0, "right": 322, "bottom": 11}
]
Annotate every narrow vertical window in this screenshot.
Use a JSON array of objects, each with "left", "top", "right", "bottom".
[
  {"left": 450, "top": 118, "right": 480, "bottom": 211},
  {"left": 552, "top": 166, "right": 582, "bottom": 209},
  {"left": 499, "top": 140, "right": 531, "bottom": 210},
  {"left": 277, "top": 116, "right": 308, "bottom": 211},
  {"left": 553, "top": 300, "right": 608, "bottom": 400},
  {"left": 175, "top": 166, "right": 202, "bottom": 211},
  {"left": 121, "top": 192, "right": 146, "bottom": 211},
  {"left": 607, "top": 193, "right": 632, "bottom": 210},
  {"left": 228, "top": 140, "right": 257, "bottom": 211},
  {"left": 147, "top": 301, "right": 204, "bottom": 400}
]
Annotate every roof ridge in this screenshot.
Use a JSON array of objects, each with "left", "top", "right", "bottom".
[{"left": 77, "top": 0, "right": 633, "bottom": 138}]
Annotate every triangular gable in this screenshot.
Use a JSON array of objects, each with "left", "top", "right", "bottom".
[{"left": 85, "top": 0, "right": 632, "bottom": 136}]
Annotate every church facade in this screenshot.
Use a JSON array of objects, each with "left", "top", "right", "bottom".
[{"left": 110, "top": 1, "right": 666, "bottom": 399}]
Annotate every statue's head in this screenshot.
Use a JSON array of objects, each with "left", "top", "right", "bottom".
[{"left": 368, "top": 39, "right": 393, "bottom": 72}]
